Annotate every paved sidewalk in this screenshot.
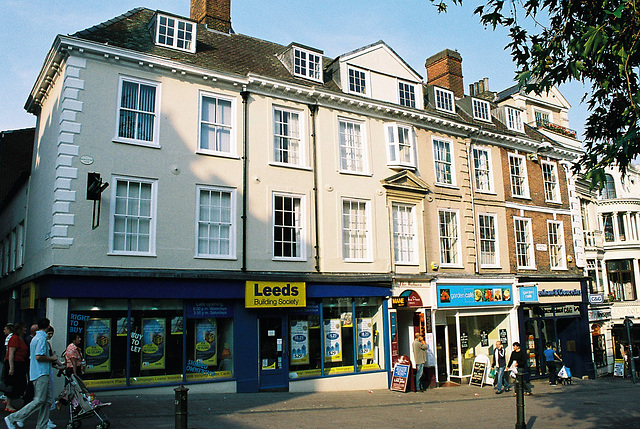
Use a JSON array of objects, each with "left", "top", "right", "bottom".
[{"left": 5, "top": 377, "right": 640, "bottom": 428}]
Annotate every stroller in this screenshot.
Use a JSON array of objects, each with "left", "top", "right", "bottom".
[{"left": 57, "top": 372, "right": 111, "bottom": 429}]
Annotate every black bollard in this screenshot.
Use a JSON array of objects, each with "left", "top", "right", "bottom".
[
  {"left": 174, "top": 385, "right": 189, "bottom": 429},
  {"left": 515, "top": 371, "right": 526, "bottom": 429}
]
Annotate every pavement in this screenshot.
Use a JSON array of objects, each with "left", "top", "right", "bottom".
[{"left": 4, "top": 376, "right": 640, "bottom": 428}]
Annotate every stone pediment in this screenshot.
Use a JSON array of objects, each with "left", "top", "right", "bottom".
[{"left": 381, "top": 170, "right": 430, "bottom": 194}]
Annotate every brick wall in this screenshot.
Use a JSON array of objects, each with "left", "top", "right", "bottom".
[
  {"left": 190, "top": 0, "right": 231, "bottom": 33},
  {"left": 425, "top": 50, "right": 464, "bottom": 99}
]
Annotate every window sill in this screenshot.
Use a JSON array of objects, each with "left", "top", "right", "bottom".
[
  {"left": 435, "top": 107, "right": 456, "bottom": 114},
  {"left": 512, "top": 195, "right": 532, "bottom": 201},
  {"left": 113, "top": 138, "right": 161, "bottom": 149},
  {"left": 480, "top": 264, "right": 502, "bottom": 269},
  {"left": 108, "top": 251, "right": 157, "bottom": 257},
  {"left": 517, "top": 266, "right": 537, "bottom": 270},
  {"left": 196, "top": 150, "right": 240, "bottom": 160},
  {"left": 343, "top": 259, "right": 374, "bottom": 263},
  {"left": 440, "top": 263, "right": 464, "bottom": 269},
  {"left": 475, "top": 190, "right": 497, "bottom": 196},
  {"left": 395, "top": 262, "right": 419, "bottom": 266},
  {"left": 195, "top": 255, "right": 237, "bottom": 261},
  {"left": 544, "top": 200, "right": 563, "bottom": 205},
  {"left": 269, "top": 162, "right": 312, "bottom": 171},
  {"left": 435, "top": 183, "right": 459, "bottom": 190},
  {"left": 387, "top": 163, "right": 416, "bottom": 171},
  {"left": 338, "top": 170, "right": 373, "bottom": 177},
  {"left": 550, "top": 267, "right": 568, "bottom": 271},
  {"left": 272, "top": 257, "right": 308, "bottom": 262}
]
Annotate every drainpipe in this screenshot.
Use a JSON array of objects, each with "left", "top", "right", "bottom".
[
  {"left": 466, "top": 134, "right": 479, "bottom": 274},
  {"left": 241, "top": 88, "right": 249, "bottom": 271},
  {"left": 308, "top": 102, "right": 320, "bottom": 272}
]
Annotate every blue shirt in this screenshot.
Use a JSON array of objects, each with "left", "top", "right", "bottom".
[
  {"left": 29, "top": 330, "right": 50, "bottom": 381},
  {"left": 543, "top": 348, "right": 556, "bottom": 362}
]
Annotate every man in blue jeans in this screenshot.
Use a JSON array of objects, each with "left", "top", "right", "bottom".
[
  {"left": 543, "top": 343, "right": 562, "bottom": 385},
  {"left": 5, "top": 318, "right": 58, "bottom": 429},
  {"left": 492, "top": 340, "right": 510, "bottom": 394},
  {"left": 412, "top": 332, "right": 428, "bottom": 392}
]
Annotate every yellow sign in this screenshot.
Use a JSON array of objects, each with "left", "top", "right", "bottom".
[
  {"left": 20, "top": 283, "right": 35, "bottom": 310},
  {"left": 245, "top": 281, "right": 306, "bottom": 308}
]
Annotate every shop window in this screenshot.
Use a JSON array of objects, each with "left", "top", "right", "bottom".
[
  {"left": 591, "top": 323, "right": 607, "bottom": 368},
  {"left": 354, "top": 297, "right": 383, "bottom": 372},
  {"left": 185, "top": 310, "right": 234, "bottom": 382},
  {"left": 288, "top": 303, "right": 322, "bottom": 379},
  {"left": 322, "top": 298, "right": 354, "bottom": 375}
]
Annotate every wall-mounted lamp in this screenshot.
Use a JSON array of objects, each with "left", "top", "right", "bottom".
[{"left": 87, "top": 172, "right": 109, "bottom": 230}]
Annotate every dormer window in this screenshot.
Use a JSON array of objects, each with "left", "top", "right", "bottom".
[
  {"left": 505, "top": 106, "right": 524, "bottom": 132},
  {"left": 435, "top": 87, "right": 455, "bottom": 113},
  {"left": 472, "top": 98, "right": 491, "bottom": 122},
  {"left": 347, "top": 66, "right": 369, "bottom": 96},
  {"left": 398, "top": 81, "right": 416, "bottom": 108},
  {"left": 293, "top": 47, "right": 322, "bottom": 82},
  {"left": 152, "top": 13, "right": 196, "bottom": 53}
]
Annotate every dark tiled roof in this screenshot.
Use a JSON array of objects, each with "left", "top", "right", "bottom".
[{"left": 0, "top": 128, "right": 35, "bottom": 213}]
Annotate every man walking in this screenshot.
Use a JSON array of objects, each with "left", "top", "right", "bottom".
[
  {"left": 5, "top": 318, "right": 58, "bottom": 429},
  {"left": 543, "top": 343, "right": 562, "bottom": 386},
  {"left": 492, "top": 340, "right": 510, "bottom": 394},
  {"left": 412, "top": 332, "right": 428, "bottom": 392},
  {"left": 507, "top": 342, "right": 532, "bottom": 395}
]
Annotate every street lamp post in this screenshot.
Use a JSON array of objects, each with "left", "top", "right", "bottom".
[{"left": 624, "top": 317, "right": 636, "bottom": 384}]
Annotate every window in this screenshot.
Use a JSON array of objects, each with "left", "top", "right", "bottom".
[
  {"left": 9, "top": 229, "right": 16, "bottom": 272},
  {"left": 392, "top": 203, "right": 416, "bottom": 264},
  {"left": 273, "top": 107, "right": 303, "bottom": 166},
  {"left": 505, "top": 107, "right": 524, "bottom": 132},
  {"left": 153, "top": 14, "right": 196, "bottom": 53},
  {"left": 547, "top": 221, "right": 566, "bottom": 269},
  {"left": 542, "top": 161, "right": 561, "bottom": 202},
  {"left": 433, "top": 138, "right": 454, "bottom": 185},
  {"left": 15, "top": 222, "right": 24, "bottom": 269},
  {"left": 273, "top": 193, "right": 304, "bottom": 260},
  {"left": 509, "top": 154, "right": 529, "bottom": 198},
  {"left": 196, "top": 186, "right": 235, "bottom": 258},
  {"left": 199, "top": 93, "right": 234, "bottom": 155},
  {"left": 116, "top": 77, "right": 159, "bottom": 146},
  {"left": 514, "top": 217, "right": 534, "bottom": 269},
  {"left": 293, "top": 47, "right": 322, "bottom": 82},
  {"left": 617, "top": 213, "right": 626, "bottom": 241},
  {"left": 339, "top": 119, "right": 366, "bottom": 173},
  {"left": 438, "top": 209, "right": 460, "bottom": 266},
  {"left": 534, "top": 110, "right": 551, "bottom": 127},
  {"left": 110, "top": 177, "right": 156, "bottom": 255},
  {"left": 1, "top": 238, "right": 8, "bottom": 276},
  {"left": 478, "top": 214, "right": 498, "bottom": 267},
  {"left": 0, "top": 238, "right": 4, "bottom": 277},
  {"left": 347, "top": 66, "right": 368, "bottom": 95},
  {"left": 385, "top": 123, "right": 415, "bottom": 168},
  {"left": 398, "top": 82, "right": 416, "bottom": 108},
  {"left": 606, "top": 260, "right": 636, "bottom": 301},
  {"left": 472, "top": 98, "right": 491, "bottom": 121},
  {"left": 435, "top": 87, "right": 454, "bottom": 113},
  {"left": 603, "top": 213, "right": 614, "bottom": 242},
  {"left": 342, "top": 198, "right": 370, "bottom": 261},
  {"left": 472, "top": 147, "right": 492, "bottom": 192},
  {"left": 601, "top": 174, "right": 617, "bottom": 199}
]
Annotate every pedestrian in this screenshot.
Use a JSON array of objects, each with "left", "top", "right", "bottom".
[
  {"left": 507, "top": 342, "right": 531, "bottom": 395},
  {"left": 492, "top": 340, "right": 510, "bottom": 394},
  {"left": 3, "top": 323, "right": 29, "bottom": 413},
  {"left": 22, "top": 324, "right": 39, "bottom": 405},
  {"left": 45, "top": 326, "right": 63, "bottom": 429},
  {"left": 543, "top": 343, "right": 562, "bottom": 385},
  {"left": 5, "top": 318, "right": 58, "bottom": 429},
  {"left": 1, "top": 324, "right": 14, "bottom": 395},
  {"left": 412, "top": 332, "right": 428, "bottom": 392}
]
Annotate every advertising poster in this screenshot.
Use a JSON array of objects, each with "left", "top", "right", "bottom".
[
  {"left": 290, "top": 320, "right": 309, "bottom": 365},
  {"left": 357, "top": 318, "right": 374, "bottom": 359},
  {"left": 84, "top": 319, "right": 111, "bottom": 374},
  {"left": 116, "top": 317, "right": 128, "bottom": 336},
  {"left": 195, "top": 319, "right": 217, "bottom": 366},
  {"left": 171, "top": 317, "right": 183, "bottom": 335},
  {"left": 323, "top": 319, "right": 342, "bottom": 363},
  {"left": 141, "top": 318, "right": 166, "bottom": 370}
]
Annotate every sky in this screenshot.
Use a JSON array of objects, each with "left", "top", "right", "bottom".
[{"left": 0, "top": 0, "right": 591, "bottom": 141}]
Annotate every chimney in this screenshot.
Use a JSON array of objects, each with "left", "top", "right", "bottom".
[
  {"left": 191, "top": 0, "right": 231, "bottom": 33},
  {"left": 469, "top": 78, "right": 495, "bottom": 101},
  {"left": 425, "top": 49, "right": 464, "bottom": 99}
]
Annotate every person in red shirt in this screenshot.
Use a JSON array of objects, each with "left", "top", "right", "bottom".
[
  {"left": 64, "top": 334, "right": 84, "bottom": 377},
  {"left": 4, "top": 323, "right": 28, "bottom": 412}
]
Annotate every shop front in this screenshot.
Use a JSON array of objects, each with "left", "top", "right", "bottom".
[
  {"left": 588, "top": 306, "right": 613, "bottom": 376},
  {"left": 434, "top": 281, "right": 517, "bottom": 384}
]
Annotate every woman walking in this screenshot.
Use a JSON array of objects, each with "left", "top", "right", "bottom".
[{"left": 3, "top": 323, "right": 28, "bottom": 412}]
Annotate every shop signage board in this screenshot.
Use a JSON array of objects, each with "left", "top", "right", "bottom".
[
  {"left": 437, "top": 285, "right": 513, "bottom": 308},
  {"left": 519, "top": 286, "right": 539, "bottom": 303},
  {"left": 536, "top": 281, "right": 583, "bottom": 304},
  {"left": 390, "top": 355, "right": 411, "bottom": 392},
  {"left": 245, "top": 281, "right": 306, "bottom": 308},
  {"left": 20, "top": 282, "right": 35, "bottom": 310},
  {"left": 589, "top": 294, "right": 605, "bottom": 304},
  {"left": 186, "top": 302, "right": 233, "bottom": 318},
  {"left": 470, "top": 361, "right": 487, "bottom": 387}
]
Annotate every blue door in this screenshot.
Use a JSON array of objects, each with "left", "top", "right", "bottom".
[{"left": 259, "top": 316, "right": 289, "bottom": 391}]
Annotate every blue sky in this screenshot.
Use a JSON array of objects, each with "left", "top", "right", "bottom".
[{"left": 0, "top": 0, "right": 590, "bottom": 139}]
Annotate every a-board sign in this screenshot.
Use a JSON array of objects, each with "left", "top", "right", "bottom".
[
  {"left": 470, "top": 361, "right": 487, "bottom": 387},
  {"left": 390, "top": 355, "right": 411, "bottom": 392},
  {"left": 614, "top": 359, "right": 625, "bottom": 377}
]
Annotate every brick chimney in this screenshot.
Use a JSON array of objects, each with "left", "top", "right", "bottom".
[
  {"left": 425, "top": 49, "right": 464, "bottom": 99},
  {"left": 191, "top": 0, "right": 231, "bottom": 33}
]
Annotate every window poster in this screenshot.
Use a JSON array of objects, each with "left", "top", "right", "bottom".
[
  {"left": 116, "top": 317, "right": 129, "bottom": 337},
  {"left": 290, "top": 320, "right": 309, "bottom": 365},
  {"left": 141, "top": 318, "right": 166, "bottom": 370},
  {"left": 323, "top": 319, "right": 342, "bottom": 363},
  {"left": 84, "top": 319, "right": 111, "bottom": 373},
  {"left": 357, "top": 318, "right": 374, "bottom": 359},
  {"left": 195, "top": 319, "right": 217, "bottom": 366},
  {"left": 171, "top": 316, "right": 184, "bottom": 335}
]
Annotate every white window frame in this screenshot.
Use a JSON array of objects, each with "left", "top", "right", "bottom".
[
  {"left": 341, "top": 198, "right": 372, "bottom": 262},
  {"left": 114, "top": 76, "right": 161, "bottom": 148},
  {"left": 398, "top": 81, "right": 416, "bottom": 108},
  {"left": 108, "top": 175, "right": 157, "bottom": 256},
  {"left": 392, "top": 203, "right": 417, "bottom": 265},
  {"left": 541, "top": 161, "right": 561, "bottom": 203},
  {"left": 514, "top": 217, "right": 535, "bottom": 269},
  {"left": 547, "top": 220, "right": 567, "bottom": 270},
  {"left": 478, "top": 213, "right": 499, "bottom": 268},
  {"left": 435, "top": 87, "right": 455, "bottom": 113},
  {"left": 438, "top": 209, "right": 462, "bottom": 267},
  {"left": 338, "top": 118, "right": 368, "bottom": 174},
  {"left": 472, "top": 146, "right": 493, "bottom": 192},
  {"left": 8, "top": 229, "right": 16, "bottom": 273},
  {"left": 272, "top": 106, "right": 305, "bottom": 167},
  {"left": 385, "top": 123, "right": 416, "bottom": 169},
  {"left": 433, "top": 137, "right": 455, "bottom": 186},
  {"left": 153, "top": 13, "right": 196, "bottom": 53},
  {"left": 472, "top": 98, "right": 491, "bottom": 121},
  {"left": 272, "top": 192, "right": 306, "bottom": 261},
  {"left": 505, "top": 106, "right": 524, "bottom": 132},
  {"left": 197, "top": 91, "right": 236, "bottom": 157},
  {"left": 195, "top": 185, "right": 236, "bottom": 259},
  {"left": 293, "top": 47, "right": 322, "bottom": 82},
  {"left": 534, "top": 108, "right": 552, "bottom": 127},
  {"left": 508, "top": 153, "right": 530, "bottom": 198},
  {"left": 346, "top": 65, "right": 370, "bottom": 97},
  {"left": 15, "top": 222, "right": 24, "bottom": 269}
]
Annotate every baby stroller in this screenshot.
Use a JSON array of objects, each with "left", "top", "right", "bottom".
[
  {"left": 557, "top": 365, "right": 572, "bottom": 385},
  {"left": 57, "top": 372, "right": 111, "bottom": 429}
]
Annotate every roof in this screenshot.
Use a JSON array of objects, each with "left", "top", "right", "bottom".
[{"left": 0, "top": 128, "right": 35, "bottom": 213}]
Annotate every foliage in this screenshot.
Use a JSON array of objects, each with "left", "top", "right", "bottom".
[{"left": 432, "top": 0, "right": 640, "bottom": 185}]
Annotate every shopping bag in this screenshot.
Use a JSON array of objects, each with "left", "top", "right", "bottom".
[
  {"left": 489, "top": 368, "right": 496, "bottom": 379},
  {"left": 565, "top": 366, "right": 572, "bottom": 378},
  {"left": 557, "top": 365, "right": 568, "bottom": 378}
]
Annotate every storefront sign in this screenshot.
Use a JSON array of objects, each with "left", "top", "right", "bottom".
[
  {"left": 589, "top": 309, "right": 611, "bottom": 321},
  {"left": 400, "top": 289, "right": 423, "bottom": 307},
  {"left": 141, "top": 318, "right": 166, "bottom": 370},
  {"left": 589, "top": 294, "right": 605, "bottom": 304},
  {"left": 392, "top": 297, "right": 408, "bottom": 308},
  {"left": 186, "top": 302, "right": 233, "bottom": 318},
  {"left": 20, "top": 283, "right": 35, "bottom": 310},
  {"left": 390, "top": 355, "right": 411, "bottom": 392},
  {"left": 195, "top": 319, "right": 217, "bottom": 366},
  {"left": 290, "top": 320, "right": 309, "bottom": 365},
  {"left": 519, "top": 286, "right": 539, "bottom": 303},
  {"left": 537, "top": 282, "right": 583, "bottom": 303},
  {"left": 437, "top": 285, "right": 513, "bottom": 308},
  {"left": 245, "top": 281, "right": 306, "bottom": 308},
  {"left": 323, "top": 319, "right": 342, "bottom": 362},
  {"left": 357, "top": 318, "right": 374, "bottom": 359},
  {"left": 84, "top": 319, "right": 111, "bottom": 374}
]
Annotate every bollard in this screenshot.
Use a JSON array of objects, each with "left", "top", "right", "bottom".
[
  {"left": 174, "top": 385, "right": 189, "bottom": 429},
  {"left": 515, "top": 371, "right": 526, "bottom": 429}
]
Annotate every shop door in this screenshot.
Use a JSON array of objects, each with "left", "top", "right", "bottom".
[
  {"left": 259, "top": 316, "right": 289, "bottom": 391},
  {"left": 557, "top": 317, "right": 583, "bottom": 377}
]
